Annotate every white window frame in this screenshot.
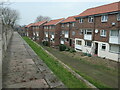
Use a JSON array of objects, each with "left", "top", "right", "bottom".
[
  {"left": 76, "top": 40, "right": 82, "bottom": 45},
  {"left": 85, "top": 41, "right": 92, "bottom": 47},
  {"left": 72, "top": 31, "right": 75, "bottom": 36},
  {"left": 79, "top": 29, "right": 84, "bottom": 35},
  {"left": 84, "top": 29, "right": 92, "bottom": 35},
  {"left": 101, "top": 15, "right": 108, "bottom": 22},
  {"left": 67, "top": 23, "right": 69, "bottom": 27},
  {"left": 100, "top": 30, "right": 106, "bottom": 37},
  {"left": 109, "top": 45, "right": 120, "bottom": 54},
  {"left": 61, "top": 24, "right": 64, "bottom": 27},
  {"left": 117, "top": 14, "right": 120, "bottom": 21},
  {"left": 88, "top": 16, "right": 94, "bottom": 23},
  {"left": 72, "top": 23, "right": 75, "bottom": 27},
  {"left": 79, "top": 18, "right": 83, "bottom": 23},
  {"left": 101, "top": 44, "right": 106, "bottom": 50}
]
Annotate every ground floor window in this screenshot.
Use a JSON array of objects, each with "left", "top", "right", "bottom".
[
  {"left": 85, "top": 41, "right": 92, "bottom": 47},
  {"left": 109, "top": 45, "right": 120, "bottom": 53},
  {"left": 101, "top": 44, "right": 106, "bottom": 50},
  {"left": 76, "top": 40, "right": 82, "bottom": 45}
]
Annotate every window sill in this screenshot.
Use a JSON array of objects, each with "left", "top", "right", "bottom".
[
  {"left": 100, "top": 35, "right": 106, "bottom": 37},
  {"left": 101, "top": 21, "right": 107, "bottom": 23}
]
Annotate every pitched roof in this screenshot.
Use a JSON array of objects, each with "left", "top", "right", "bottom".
[
  {"left": 25, "top": 23, "right": 34, "bottom": 28},
  {"left": 76, "top": 2, "right": 120, "bottom": 17},
  {"left": 44, "top": 18, "right": 65, "bottom": 25},
  {"left": 33, "top": 20, "right": 47, "bottom": 26},
  {"left": 61, "top": 16, "right": 76, "bottom": 23}
]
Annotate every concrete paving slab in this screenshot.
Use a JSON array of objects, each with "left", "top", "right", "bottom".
[{"left": 2, "top": 32, "right": 65, "bottom": 88}]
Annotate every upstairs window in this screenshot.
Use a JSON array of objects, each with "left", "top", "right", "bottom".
[
  {"left": 100, "top": 30, "right": 107, "bottom": 37},
  {"left": 79, "top": 29, "right": 84, "bottom": 35},
  {"left": 67, "top": 23, "right": 69, "bottom": 27},
  {"left": 117, "top": 14, "right": 120, "bottom": 21},
  {"left": 84, "top": 29, "right": 92, "bottom": 35},
  {"left": 72, "top": 31, "right": 75, "bottom": 36},
  {"left": 101, "top": 15, "right": 108, "bottom": 22},
  {"left": 110, "top": 30, "right": 119, "bottom": 36},
  {"left": 88, "top": 16, "right": 94, "bottom": 23},
  {"left": 49, "top": 26, "right": 52, "bottom": 29},
  {"left": 79, "top": 18, "right": 83, "bottom": 23},
  {"left": 61, "top": 24, "right": 64, "bottom": 27},
  {"left": 72, "top": 23, "right": 75, "bottom": 27}
]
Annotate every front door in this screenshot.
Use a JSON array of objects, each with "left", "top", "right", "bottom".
[
  {"left": 95, "top": 43, "right": 98, "bottom": 55},
  {"left": 69, "top": 39, "right": 72, "bottom": 46}
]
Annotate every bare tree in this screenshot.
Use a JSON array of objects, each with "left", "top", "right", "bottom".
[
  {"left": 35, "top": 15, "right": 51, "bottom": 22},
  {"left": 1, "top": 7, "right": 19, "bottom": 27}
]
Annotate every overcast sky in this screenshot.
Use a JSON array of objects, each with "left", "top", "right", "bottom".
[{"left": 5, "top": 0, "right": 119, "bottom": 25}]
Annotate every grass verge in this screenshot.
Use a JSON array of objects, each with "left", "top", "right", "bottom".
[
  {"left": 23, "top": 37, "right": 88, "bottom": 88},
  {"left": 43, "top": 46, "right": 112, "bottom": 88}
]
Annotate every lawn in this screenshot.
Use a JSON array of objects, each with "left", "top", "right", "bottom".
[
  {"left": 23, "top": 37, "right": 89, "bottom": 88},
  {"left": 43, "top": 46, "right": 118, "bottom": 88}
]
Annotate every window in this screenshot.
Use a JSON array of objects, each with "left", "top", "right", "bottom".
[
  {"left": 76, "top": 40, "right": 82, "bottom": 45},
  {"left": 79, "top": 29, "right": 84, "bottom": 35},
  {"left": 110, "top": 30, "right": 119, "bottom": 36},
  {"left": 67, "top": 23, "right": 69, "bottom": 27},
  {"left": 62, "top": 31, "right": 64, "bottom": 34},
  {"left": 49, "top": 26, "right": 52, "bottom": 29},
  {"left": 84, "top": 29, "right": 92, "bottom": 35},
  {"left": 61, "top": 24, "right": 64, "bottom": 27},
  {"left": 72, "top": 31, "right": 75, "bottom": 36},
  {"left": 101, "top": 15, "right": 108, "bottom": 22},
  {"left": 36, "top": 32, "right": 39, "bottom": 36},
  {"left": 117, "top": 14, "right": 120, "bottom": 21},
  {"left": 65, "top": 31, "right": 69, "bottom": 34},
  {"left": 100, "top": 30, "right": 106, "bottom": 37},
  {"left": 72, "top": 23, "right": 75, "bottom": 27},
  {"left": 101, "top": 44, "right": 106, "bottom": 50},
  {"left": 85, "top": 41, "right": 92, "bottom": 47},
  {"left": 88, "top": 16, "right": 94, "bottom": 23},
  {"left": 110, "top": 45, "right": 120, "bottom": 53},
  {"left": 44, "top": 26, "right": 46, "bottom": 29},
  {"left": 79, "top": 18, "right": 83, "bottom": 23}
]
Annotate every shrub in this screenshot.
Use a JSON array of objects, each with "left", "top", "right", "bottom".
[
  {"left": 65, "top": 47, "right": 70, "bottom": 51},
  {"left": 42, "top": 41, "right": 49, "bottom": 46},
  {"left": 87, "top": 53, "right": 92, "bottom": 57},
  {"left": 70, "top": 48, "right": 76, "bottom": 53},
  {"left": 59, "top": 44, "right": 66, "bottom": 51},
  {"left": 83, "top": 53, "right": 87, "bottom": 56}
]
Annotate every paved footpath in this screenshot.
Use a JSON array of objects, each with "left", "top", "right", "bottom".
[{"left": 2, "top": 32, "right": 65, "bottom": 88}]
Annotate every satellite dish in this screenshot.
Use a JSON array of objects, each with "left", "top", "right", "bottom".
[{"left": 95, "top": 29, "right": 98, "bottom": 33}]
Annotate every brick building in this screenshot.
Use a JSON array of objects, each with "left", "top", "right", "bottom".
[
  {"left": 75, "top": 2, "right": 120, "bottom": 61},
  {"left": 60, "top": 16, "right": 76, "bottom": 48},
  {"left": 43, "top": 18, "right": 64, "bottom": 46},
  {"left": 25, "top": 23, "right": 34, "bottom": 39},
  {"left": 32, "top": 21, "right": 47, "bottom": 44}
]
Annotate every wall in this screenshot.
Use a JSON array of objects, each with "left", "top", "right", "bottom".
[{"left": 0, "top": 18, "right": 13, "bottom": 89}]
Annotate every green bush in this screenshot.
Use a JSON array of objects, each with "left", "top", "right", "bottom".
[
  {"left": 70, "top": 48, "right": 76, "bottom": 53},
  {"left": 83, "top": 52, "right": 87, "bottom": 56},
  {"left": 87, "top": 53, "right": 92, "bottom": 57},
  {"left": 42, "top": 41, "right": 49, "bottom": 46},
  {"left": 59, "top": 44, "right": 66, "bottom": 51},
  {"left": 65, "top": 47, "right": 70, "bottom": 51}
]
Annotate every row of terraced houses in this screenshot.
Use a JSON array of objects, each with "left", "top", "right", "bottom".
[{"left": 25, "top": 2, "right": 120, "bottom": 62}]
